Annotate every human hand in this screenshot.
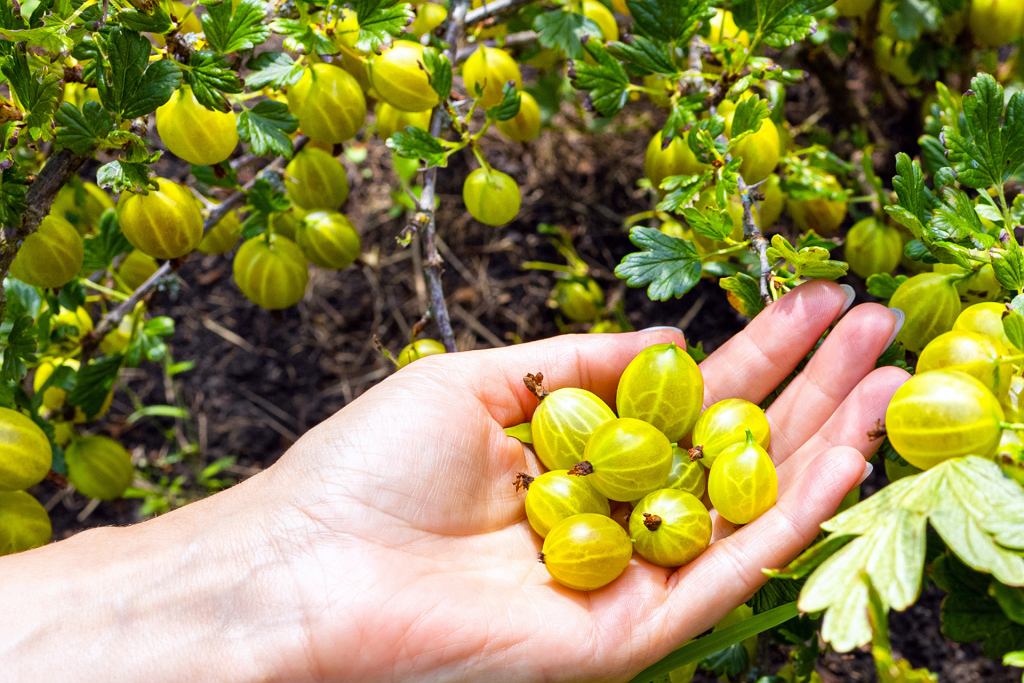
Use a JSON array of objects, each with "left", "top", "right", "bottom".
[
  {"left": 261, "top": 280, "right": 906, "bottom": 682},
  {"left": 0, "top": 281, "right": 905, "bottom": 683}
]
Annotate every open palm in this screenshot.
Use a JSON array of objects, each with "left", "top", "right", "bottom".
[{"left": 266, "top": 281, "right": 905, "bottom": 682}]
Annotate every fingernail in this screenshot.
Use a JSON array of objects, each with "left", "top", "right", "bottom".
[
  {"left": 883, "top": 308, "right": 905, "bottom": 349},
  {"left": 856, "top": 461, "right": 873, "bottom": 486},
  {"left": 838, "top": 284, "right": 856, "bottom": 317},
  {"left": 640, "top": 326, "right": 684, "bottom": 335}
]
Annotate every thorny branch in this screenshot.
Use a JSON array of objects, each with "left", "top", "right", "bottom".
[
  {"left": 737, "top": 176, "right": 773, "bottom": 304},
  {"left": 464, "top": 0, "right": 531, "bottom": 25}
]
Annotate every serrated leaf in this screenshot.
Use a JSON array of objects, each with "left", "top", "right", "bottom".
[
  {"left": 606, "top": 36, "right": 675, "bottom": 76},
  {"left": 1003, "top": 311, "right": 1024, "bottom": 352},
  {"left": 729, "top": 96, "right": 769, "bottom": 141},
  {"left": 0, "top": 315, "right": 37, "bottom": 382},
  {"left": 1, "top": 50, "right": 60, "bottom": 137},
  {"left": 54, "top": 101, "right": 114, "bottom": 155},
  {"left": 487, "top": 82, "right": 521, "bottom": 121},
  {"left": 943, "top": 73, "right": 1024, "bottom": 190},
  {"left": 991, "top": 247, "right": 1024, "bottom": 291},
  {"left": 237, "top": 100, "right": 298, "bottom": 158},
  {"left": 681, "top": 205, "right": 732, "bottom": 241},
  {"left": 96, "top": 160, "right": 152, "bottom": 194},
  {"left": 353, "top": 0, "right": 413, "bottom": 51},
  {"left": 866, "top": 272, "right": 908, "bottom": 300},
  {"left": 247, "top": 175, "right": 290, "bottom": 214},
  {"left": 95, "top": 28, "right": 181, "bottom": 120},
  {"left": 69, "top": 355, "right": 122, "bottom": 418},
  {"left": 570, "top": 40, "right": 630, "bottom": 116},
  {"left": 991, "top": 582, "right": 1024, "bottom": 626},
  {"left": 891, "top": 153, "right": 930, "bottom": 229},
  {"left": 534, "top": 9, "right": 596, "bottom": 60},
  {"left": 82, "top": 210, "right": 132, "bottom": 272},
  {"left": 656, "top": 170, "right": 711, "bottom": 211},
  {"left": 794, "top": 457, "right": 1024, "bottom": 652},
  {"left": 422, "top": 46, "right": 452, "bottom": 101},
  {"left": 269, "top": 18, "right": 337, "bottom": 55},
  {"left": 720, "top": 272, "right": 765, "bottom": 317},
  {"left": 115, "top": 6, "right": 172, "bottom": 33},
  {"left": 929, "top": 187, "right": 994, "bottom": 247},
  {"left": 932, "top": 554, "right": 1024, "bottom": 659},
  {"left": 732, "top": 0, "right": 833, "bottom": 49},
  {"left": 386, "top": 126, "right": 448, "bottom": 167},
  {"left": 186, "top": 51, "right": 244, "bottom": 112},
  {"left": 615, "top": 227, "right": 702, "bottom": 301},
  {"left": 245, "top": 52, "right": 303, "bottom": 90},
  {"left": 201, "top": 0, "right": 269, "bottom": 53},
  {"left": 626, "top": 0, "right": 708, "bottom": 42}
]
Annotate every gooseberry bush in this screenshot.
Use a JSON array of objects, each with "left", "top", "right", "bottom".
[{"left": 2, "top": 0, "right": 1024, "bottom": 679}]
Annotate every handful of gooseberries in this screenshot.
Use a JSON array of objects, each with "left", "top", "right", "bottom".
[{"left": 515, "top": 343, "right": 779, "bottom": 591}]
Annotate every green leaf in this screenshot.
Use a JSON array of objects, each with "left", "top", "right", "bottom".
[
  {"left": 681, "top": 205, "right": 732, "bottom": 241},
  {"left": 96, "top": 160, "right": 152, "bottom": 194},
  {"left": 866, "top": 272, "right": 908, "bottom": 300},
  {"left": 629, "top": 603, "right": 798, "bottom": 682},
  {"left": 795, "top": 457, "right": 1024, "bottom": 653},
  {"left": 656, "top": 170, "right": 712, "bottom": 211},
  {"left": 269, "top": 18, "right": 337, "bottom": 55},
  {"left": 201, "top": 0, "right": 269, "bottom": 53},
  {"left": 1005, "top": 650, "right": 1024, "bottom": 668},
  {"left": 422, "top": 46, "right": 452, "bottom": 101},
  {"left": 991, "top": 582, "right": 1024, "bottom": 626},
  {"left": 606, "top": 36, "right": 675, "bottom": 76},
  {"left": 570, "top": 40, "right": 630, "bottom": 117},
  {"left": 68, "top": 355, "right": 122, "bottom": 418},
  {"left": 944, "top": 73, "right": 1024, "bottom": 190},
  {"left": 885, "top": 0, "right": 946, "bottom": 41},
  {"left": 353, "top": 0, "right": 414, "bottom": 51},
  {"left": 1, "top": 50, "right": 60, "bottom": 137},
  {"left": 186, "top": 51, "right": 244, "bottom": 112},
  {"left": 626, "top": 0, "right": 708, "bottom": 43},
  {"left": 932, "top": 554, "right": 1024, "bottom": 659},
  {"left": 732, "top": 0, "right": 834, "bottom": 49},
  {"left": 115, "top": 6, "right": 172, "bottom": 33},
  {"left": 615, "top": 227, "right": 702, "bottom": 301},
  {"left": 766, "top": 234, "right": 848, "bottom": 280},
  {"left": 386, "top": 127, "right": 448, "bottom": 167},
  {"left": 720, "top": 272, "right": 765, "bottom": 317},
  {"left": 503, "top": 422, "right": 533, "bottom": 444},
  {"left": 0, "top": 315, "right": 37, "bottom": 382},
  {"left": 237, "top": 100, "right": 298, "bottom": 158},
  {"left": 54, "top": 101, "right": 114, "bottom": 155},
  {"left": 95, "top": 29, "right": 181, "bottom": 119},
  {"left": 1003, "top": 311, "right": 1024, "bottom": 352},
  {"left": 867, "top": 580, "right": 939, "bottom": 683},
  {"left": 487, "top": 83, "right": 521, "bottom": 122},
  {"left": 991, "top": 247, "right": 1024, "bottom": 292},
  {"left": 245, "top": 52, "right": 304, "bottom": 90},
  {"left": 247, "top": 175, "right": 290, "bottom": 215},
  {"left": 729, "top": 96, "right": 769, "bottom": 141},
  {"left": 533, "top": 9, "right": 595, "bottom": 60},
  {"left": 929, "top": 187, "right": 994, "bottom": 247},
  {"left": 82, "top": 210, "right": 132, "bottom": 272}
]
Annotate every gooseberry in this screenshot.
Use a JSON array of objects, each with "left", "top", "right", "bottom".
[
  {"left": 834, "top": 0, "right": 875, "bottom": 16},
  {"left": 530, "top": 386, "right": 615, "bottom": 471},
  {"left": 540, "top": 513, "right": 632, "bottom": 591},
  {"left": 284, "top": 148, "right": 350, "bottom": 211},
  {"left": 969, "top": 0, "right": 1024, "bottom": 48},
  {"left": 0, "top": 407, "right": 52, "bottom": 491},
  {"left": 662, "top": 445, "right": 707, "bottom": 500},
  {"left": 916, "top": 330, "right": 1012, "bottom": 396},
  {"left": 707, "top": 432, "right": 778, "bottom": 525},
  {"left": 233, "top": 234, "right": 309, "bottom": 310},
  {"left": 375, "top": 102, "right": 433, "bottom": 140},
  {"left": 156, "top": 86, "right": 238, "bottom": 166},
  {"left": 50, "top": 181, "right": 113, "bottom": 233},
  {"left": 954, "top": 302, "right": 1016, "bottom": 351},
  {"left": 0, "top": 491, "right": 51, "bottom": 556},
  {"left": 691, "top": 398, "right": 771, "bottom": 469},
  {"left": 397, "top": 338, "right": 447, "bottom": 367},
  {"left": 117, "top": 250, "right": 159, "bottom": 291},
  {"left": 462, "top": 167, "right": 521, "bottom": 226},
  {"left": 721, "top": 99, "right": 780, "bottom": 184},
  {"left": 759, "top": 173, "right": 784, "bottom": 229},
  {"left": 117, "top": 178, "right": 204, "bottom": 260},
  {"left": 409, "top": 1, "right": 447, "bottom": 37},
  {"left": 888, "top": 272, "right": 962, "bottom": 353},
  {"left": 517, "top": 470, "right": 610, "bottom": 538},
  {"left": 629, "top": 488, "right": 711, "bottom": 567},
  {"left": 296, "top": 210, "right": 361, "bottom": 270},
  {"left": 582, "top": 0, "right": 618, "bottom": 42},
  {"left": 10, "top": 215, "right": 83, "bottom": 289},
  {"left": 198, "top": 209, "right": 242, "bottom": 255},
  {"left": 706, "top": 9, "right": 749, "bottom": 46},
  {"left": 786, "top": 171, "right": 847, "bottom": 235},
  {"left": 644, "top": 130, "right": 704, "bottom": 191},
  {"left": 616, "top": 343, "right": 704, "bottom": 444},
  {"left": 288, "top": 62, "right": 366, "bottom": 144},
  {"left": 371, "top": 41, "right": 440, "bottom": 113},
  {"left": 50, "top": 305, "right": 93, "bottom": 347},
  {"left": 552, "top": 279, "right": 604, "bottom": 323},
  {"left": 65, "top": 435, "right": 134, "bottom": 500},
  {"left": 845, "top": 217, "right": 903, "bottom": 279},
  {"left": 572, "top": 417, "right": 673, "bottom": 501},
  {"left": 885, "top": 369, "right": 1004, "bottom": 470},
  {"left": 873, "top": 36, "right": 919, "bottom": 86}
]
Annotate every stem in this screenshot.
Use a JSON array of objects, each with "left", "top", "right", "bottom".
[
  {"left": 414, "top": 0, "right": 469, "bottom": 354},
  {"left": 463, "top": 0, "right": 531, "bottom": 25},
  {"left": 1001, "top": 422, "right": 1024, "bottom": 431},
  {"left": 738, "top": 175, "right": 773, "bottom": 304},
  {"left": 0, "top": 149, "right": 88, "bottom": 319}
]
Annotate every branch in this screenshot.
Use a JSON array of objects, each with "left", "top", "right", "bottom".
[
  {"left": 464, "top": 0, "right": 530, "bottom": 25},
  {"left": 83, "top": 140, "right": 306, "bottom": 357},
  {"left": 738, "top": 176, "right": 773, "bottom": 305},
  {"left": 414, "top": 0, "right": 470, "bottom": 353},
  {"left": 0, "top": 149, "right": 88, "bottom": 318}
]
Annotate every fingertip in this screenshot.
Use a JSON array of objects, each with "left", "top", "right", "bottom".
[{"left": 809, "top": 445, "right": 868, "bottom": 496}]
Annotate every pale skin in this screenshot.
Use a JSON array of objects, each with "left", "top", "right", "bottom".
[{"left": 0, "top": 281, "right": 905, "bottom": 683}]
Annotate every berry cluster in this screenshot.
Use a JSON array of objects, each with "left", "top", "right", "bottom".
[{"left": 516, "top": 343, "right": 778, "bottom": 591}]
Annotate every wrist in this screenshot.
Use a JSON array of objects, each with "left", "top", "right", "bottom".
[{"left": 0, "top": 473, "right": 311, "bottom": 683}]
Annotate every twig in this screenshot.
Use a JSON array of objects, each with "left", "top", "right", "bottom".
[
  {"left": 0, "top": 149, "right": 88, "bottom": 318},
  {"left": 738, "top": 176, "right": 772, "bottom": 304},
  {"left": 464, "top": 0, "right": 531, "bottom": 25},
  {"left": 83, "top": 139, "right": 307, "bottom": 356},
  {"left": 414, "top": 0, "right": 470, "bottom": 353}
]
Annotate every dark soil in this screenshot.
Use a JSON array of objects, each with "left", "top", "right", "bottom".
[{"left": 33, "top": 75, "right": 1019, "bottom": 682}]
